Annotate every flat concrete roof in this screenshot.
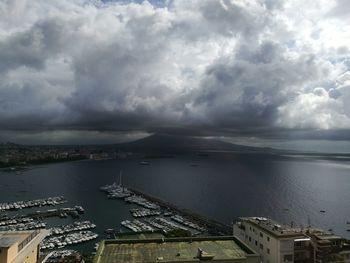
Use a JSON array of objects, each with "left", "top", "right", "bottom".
[
  {"left": 94, "top": 236, "right": 257, "bottom": 263},
  {"left": 239, "top": 217, "right": 305, "bottom": 238},
  {"left": 0, "top": 232, "right": 29, "bottom": 248}
]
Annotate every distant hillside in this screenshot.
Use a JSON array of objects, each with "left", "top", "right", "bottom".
[{"left": 116, "top": 134, "right": 271, "bottom": 153}]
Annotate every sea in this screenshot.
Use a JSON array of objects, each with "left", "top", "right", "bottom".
[{"left": 1, "top": 152, "right": 350, "bottom": 253}]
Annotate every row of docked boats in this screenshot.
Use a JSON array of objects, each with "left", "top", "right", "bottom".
[
  {"left": 0, "top": 217, "right": 33, "bottom": 227},
  {"left": 145, "top": 217, "right": 188, "bottom": 232},
  {"left": 126, "top": 210, "right": 208, "bottom": 235},
  {"left": 41, "top": 250, "right": 82, "bottom": 263},
  {"left": 124, "top": 195, "right": 160, "bottom": 210},
  {"left": 171, "top": 215, "right": 206, "bottom": 232},
  {"left": 40, "top": 231, "right": 98, "bottom": 250},
  {"left": 130, "top": 208, "right": 161, "bottom": 218},
  {"left": 48, "top": 221, "right": 96, "bottom": 236},
  {"left": 0, "top": 221, "right": 46, "bottom": 231},
  {"left": 0, "top": 196, "right": 66, "bottom": 211},
  {"left": 121, "top": 220, "right": 155, "bottom": 232},
  {"left": 121, "top": 217, "right": 191, "bottom": 233},
  {"left": 49, "top": 249, "right": 78, "bottom": 257}
]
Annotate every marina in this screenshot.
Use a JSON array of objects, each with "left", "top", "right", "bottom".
[
  {"left": 129, "top": 187, "right": 231, "bottom": 235},
  {"left": 100, "top": 179, "right": 212, "bottom": 236},
  {"left": 1, "top": 156, "right": 350, "bottom": 255},
  {"left": 0, "top": 194, "right": 98, "bottom": 253}
]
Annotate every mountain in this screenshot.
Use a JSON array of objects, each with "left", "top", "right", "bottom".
[{"left": 117, "top": 134, "right": 272, "bottom": 153}]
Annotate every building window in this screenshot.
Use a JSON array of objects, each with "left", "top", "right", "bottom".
[
  {"left": 249, "top": 226, "right": 251, "bottom": 231},
  {"left": 260, "top": 232, "right": 263, "bottom": 238},
  {"left": 255, "top": 240, "right": 258, "bottom": 246},
  {"left": 249, "top": 237, "right": 251, "bottom": 242},
  {"left": 267, "top": 248, "right": 270, "bottom": 254},
  {"left": 260, "top": 244, "right": 263, "bottom": 249},
  {"left": 267, "top": 236, "right": 270, "bottom": 242}
]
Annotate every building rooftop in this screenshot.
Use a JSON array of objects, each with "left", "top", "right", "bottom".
[
  {"left": 238, "top": 217, "right": 306, "bottom": 238},
  {"left": 94, "top": 236, "right": 258, "bottom": 263},
  {"left": 0, "top": 232, "right": 30, "bottom": 248},
  {"left": 314, "top": 234, "right": 342, "bottom": 240}
]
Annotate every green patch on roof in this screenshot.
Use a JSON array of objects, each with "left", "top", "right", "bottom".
[{"left": 95, "top": 237, "right": 251, "bottom": 263}]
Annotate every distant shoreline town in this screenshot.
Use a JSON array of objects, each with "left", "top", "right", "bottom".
[
  {"left": 3, "top": 133, "right": 350, "bottom": 169},
  {"left": 0, "top": 142, "right": 132, "bottom": 169}
]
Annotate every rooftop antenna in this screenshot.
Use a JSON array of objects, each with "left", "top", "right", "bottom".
[
  {"left": 232, "top": 221, "right": 235, "bottom": 236},
  {"left": 307, "top": 216, "right": 311, "bottom": 229}
]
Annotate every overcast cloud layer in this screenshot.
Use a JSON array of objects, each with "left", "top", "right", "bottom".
[{"left": 1, "top": 0, "right": 350, "bottom": 144}]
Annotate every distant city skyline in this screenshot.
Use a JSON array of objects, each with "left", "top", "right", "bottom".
[{"left": 1, "top": 0, "right": 350, "bottom": 152}]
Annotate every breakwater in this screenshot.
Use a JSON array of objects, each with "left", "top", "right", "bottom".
[{"left": 128, "top": 187, "right": 232, "bottom": 235}]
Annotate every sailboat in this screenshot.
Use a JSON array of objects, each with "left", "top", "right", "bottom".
[
  {"left": 118, "top": 170, "right": 123, "bottom": 187},
  {"left": 106, "top": 170, "right": 132, "bottom": 199}
]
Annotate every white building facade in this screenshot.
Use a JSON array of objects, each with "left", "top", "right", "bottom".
[{"left": 234, "top": 217, "right": 312, "bottom": 263}]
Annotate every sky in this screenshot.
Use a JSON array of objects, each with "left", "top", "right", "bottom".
[{"left": 0, "top": 0, "right": 350, "bottom": 151}]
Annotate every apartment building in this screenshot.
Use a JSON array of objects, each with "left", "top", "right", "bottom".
[
  {"left": 234, "top": 217, "right": 350, "bottom": 263},
  {"left": 234, "top": 217, "right": 313, "bottom": 263},
  {"left": 0, "top": 230, "right": 48, "bottom": 263}
]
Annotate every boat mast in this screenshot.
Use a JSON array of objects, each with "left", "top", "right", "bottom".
[{"left": 119, "top": 170, "right": 123, "bottom": 186}]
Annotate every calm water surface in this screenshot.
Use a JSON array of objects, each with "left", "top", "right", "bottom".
[{"left": 1, "top": 153, "right": 350, "bottom": 252}]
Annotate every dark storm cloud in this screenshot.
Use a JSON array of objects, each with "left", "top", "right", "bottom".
[
  {"left": 0, "top": 0, "right": 350, "bottom": 144},
  {"left": 190, "top": 41, "right": 322, "bottom": 131},
  {"left": 0, "top": 19, "right": 66, "bottom": 73}
]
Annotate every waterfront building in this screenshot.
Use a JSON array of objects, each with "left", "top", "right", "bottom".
[
  {"left": 234, "top": 217, "right": 311, "bottom": 263},
  {"left": 0, "top": 230, "right": 48, "bottom": 263},
  {"left": 233, "top": 217, "right": 350, "bottom": 263},
  {"left": 305, "top": 228, "right": 350, "bottom": 263},
  {"left": 94, "top": 235, "right": 260, "bottom": 263}
]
